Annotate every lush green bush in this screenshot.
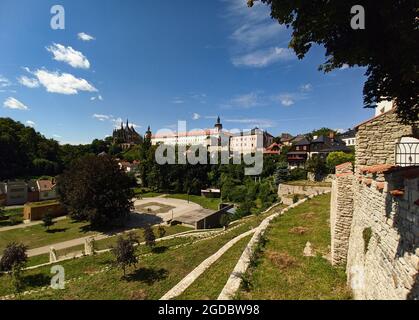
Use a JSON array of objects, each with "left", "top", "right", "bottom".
[
  {"left": 306, "top": 157, "right": 329, "bottom": 181},
  {"left": 288, "top": 168, "right": 308, "bottom": 181},
  {"left": 326, "top": 152, "right": 355, "bottom": 173}
]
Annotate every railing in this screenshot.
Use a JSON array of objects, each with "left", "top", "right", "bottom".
[{"left": 395, "top": 142, "right": 419, "bottom": 167}]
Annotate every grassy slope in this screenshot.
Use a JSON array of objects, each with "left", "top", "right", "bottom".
[
  {"left": 236, "top": 194, "right": 351, "bottom": 300},
  {"left": 0, "top": 205, "right": 283, "bottom": 299},
  {"left": 176, "top": 234, "right": 252, "bottom": 300}
]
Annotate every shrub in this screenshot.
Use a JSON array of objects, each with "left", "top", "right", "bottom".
[
  {"left": 0, "top": 242, "right": 28, "bottom": 294},
  {"left": 220, "top": 214, "right": 230, "bottom": 229},
  {"left": 363, "top": 227, "right": 373, "bottom": 254},
  {"left": 42, "top": 213, "right": 55, "bottom": 231},
  {"left": 157, "top": 225, "right": 166, "bottom": 238},
  {"left": 288, "top": 168, "right": 307, "bottom": 181},
  {"left": 326, "top": 152, "right": 355, "bottom": 173},
  {"left": 143, "top": 225, "right": 156, "bottom": 248},
  {"left": 112, "top": 234, "right": 138, "bottom": 277}
]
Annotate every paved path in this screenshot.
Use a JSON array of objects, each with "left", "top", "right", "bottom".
[
  {"left": 25, "top": 227, "right": 217, "bottom": 258},
  {"left": 0, "top": 216, "right": 67, "bottom": 232},
  {"left": 160, "top": 229, "right": 256, "bottom": 300}
]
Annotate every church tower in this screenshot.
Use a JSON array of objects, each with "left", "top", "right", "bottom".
[
  {"left": 145, "top": 125, "right": 152, "bottom": 141},
  {"left": 214, "top": 116, "right": 223, "bottom": 132}
]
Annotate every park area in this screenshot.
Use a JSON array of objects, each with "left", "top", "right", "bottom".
[{"left": 0, "top": 192, "right": 352, "bottom": 300}]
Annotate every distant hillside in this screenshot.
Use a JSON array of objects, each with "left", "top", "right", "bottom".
[{"left": 0, "top": 118, "right": 110, "bottom": 180}]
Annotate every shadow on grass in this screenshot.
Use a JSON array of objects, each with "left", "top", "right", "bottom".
[
  {"left": 23, "top": 273, "right": 51, "bottom": 288},
  {"left": 151, "top": 246, "right": 168, "bottom": 254},
  {"left": 46, "top": 228, "right": 68, "bottom": 234},
  {"left": 126, "top": 267, "right": 168, "bottom": 285}
]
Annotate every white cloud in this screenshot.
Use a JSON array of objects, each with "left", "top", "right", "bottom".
[
  {"left": 33, "top": 69, "right": 97, "bottom": 95},
  {"left": 53, "top": 134, "right": 62, "bottom": 138},
  {"left": 3, "top": 97, "right": 29, "bottom": 110},
  {"left": 232, "top": 47, "right": 294, "bottom": 68},
  {"left": 26, "top": 120, "right": 36, "bottom": 127},
  {"left": 231, "top": 22, "right": 285, "bottom": 49},
  {"left": 0, "top": 75, "right": 11, "bottom": 88},
  {"left": 279, "top": 96, "right": 295, "bottom": 107},
  {"left": 18, "top": 76, "right": 40, "bottom": 88},
  {"left": 172, "top": 98, "right": 185, "bottom": 104},
  {"left": 91, "top": 94, "right": 103, "bottom": 101},
  {"left": 300, "top": 83, "right": 313, "bottom": 92},
  {"left": 271, "top": 94, "right": 295, "bottom": 107},
  {"left": 225, "top": 118, "right": 275, "bottom": 128},
  {"left": 78, "top": 32, "right": 95, "bottom": 41},
  {"left": 93, "top": 114, "right": 110, "bottom": 121},
  {"left": 47, "top": 43, "right": 90, "bottom": 69},
  {"left": 340, "top": 64, "right": 350, "bottom": 70},
  {"left": 93, "top": 114, "right": 141, "bottom": 129},
  {"left": 192, "top": 113, "right": 201, "bottom": 120},
  {"left": 229, "top": 92, "right": 264, "bottom": 108},
  {"left": 224, "top": 0, "right": 291, "bottom": 68}
]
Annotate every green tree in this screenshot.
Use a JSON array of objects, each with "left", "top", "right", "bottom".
[
  {"left": 326, "top": 152, "right": 355, "bottom": 173},
  {"left": 274, "top": 161, "right": 289, "bottom": 185},
  {"left": 248, "top": 0, "right": 418, "bottom": 123},
  {"left": 236, "top": 200, "right": 254, "bottom": 218},
  {"left": 143, "top": 225, "right": 156, "bottom": 249},
  {"left": 306, "top": 157, "right": 329, "bottom": 181},
  {"left": 0, "top": 242, "right": 28, "bottom": 293},
  {"left": 220, "top": 214, "right": 230, "bottom": 229},
  {"left": 42, "top": 213, "right": 55, "bottom": 231},
  {"left": 57, "top": 154, "right": 134, "bottom": 228},
  {"left": 112, "top": 234, "right": 138, "bottom": 278},
  {"left": 157, "top": 225, "right": 166, "bottom": 239}
]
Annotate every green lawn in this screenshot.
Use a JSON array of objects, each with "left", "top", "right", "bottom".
[
  {"left": 0, "top": 218, "right": 94, "bottom": 253},
  {"left": 176, "top": 234, "right": 252, "bottom": 300},
  {"left": 0, "top": 204, "right": 284, "bottom": 299},
  {"left": 236, "top": 194, "right": 351, "bottom": 300}
]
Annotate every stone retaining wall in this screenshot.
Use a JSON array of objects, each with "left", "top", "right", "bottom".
[
  {"left": 330, "top": 162, "right": 354, "bottom": 265},
  {"left": 331, "top": 164, "right": 419, "bottom": 299},
  {"left": 278, "top": 184, "right": 331, "bottom": 198}
]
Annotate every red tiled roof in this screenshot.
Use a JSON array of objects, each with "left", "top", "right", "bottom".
[
  {"left": 360, "top": 164, "right": 397, "bottom": 174},
  {"left": 37, "top": 180, "right": 55, "bottom": 192}
]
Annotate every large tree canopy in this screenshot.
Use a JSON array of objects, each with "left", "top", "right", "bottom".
[
  {"left": 57, "top": 154, "right": 134, "bottom": 228},
  {"left": 248, "top": 0, "right": 418, "bottom": 123}
]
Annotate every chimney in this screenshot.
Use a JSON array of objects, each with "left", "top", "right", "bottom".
[{"left": 329, "top": 131, "right": 335, "bottom": 141}]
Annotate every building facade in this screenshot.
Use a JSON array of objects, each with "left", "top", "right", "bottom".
[{"left": 151, "top": 117, "right": 274, "bottom": 155}]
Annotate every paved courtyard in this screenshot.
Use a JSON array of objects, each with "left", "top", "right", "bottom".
[{"left": 132, "top": 197, "right": 204, "bottom": 224}]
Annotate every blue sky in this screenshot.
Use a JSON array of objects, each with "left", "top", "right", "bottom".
[{"left": 0, "top": 0, "right": 373, "bottom": 144}]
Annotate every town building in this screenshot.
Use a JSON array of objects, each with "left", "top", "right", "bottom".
[
  {"left": 37, "top": 179, "right": 57, "bottom": 201},
  {"left": 286, "top": 133, "right": 351, "bottom": 169},
  {"left": 151, "top": 117, "right": 275, "bottom": 155},
  {"left": 340, "top": 129, "right": 356, "bottom": 147},
  {"left": 0, "top": 179, "right": 58, "bottom": 206}
]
